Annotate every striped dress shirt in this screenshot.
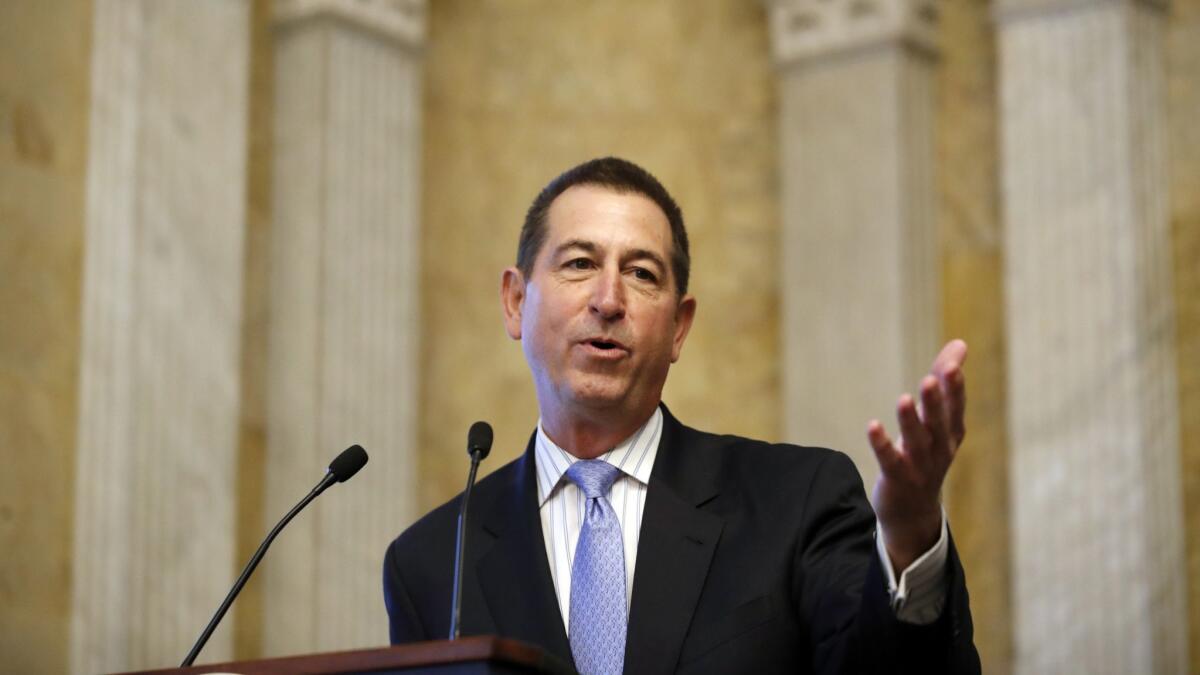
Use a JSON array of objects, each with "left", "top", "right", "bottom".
[
  {"left": 534, "top": 407, "right": 949, "bottom": 633},
  {"left": 535, "top": 408, "right": 663, "bottom": 632}
]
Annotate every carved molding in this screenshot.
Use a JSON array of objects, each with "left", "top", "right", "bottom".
[
  {"left": 274, "top": 0, "right": 425, "bottom": 49},
  {"left": 764, "top": 0, "right": 938, "bottom": 66},
  {"left": 993, "top": 0, "right": 1168, "bottom": 24}
]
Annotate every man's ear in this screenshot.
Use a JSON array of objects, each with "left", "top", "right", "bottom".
[
  {"left": 670, "top": 294, "right": 696, "bottom": 363},
  {"left": 500, "top": 267, "right": 526, "bottom": 340}
]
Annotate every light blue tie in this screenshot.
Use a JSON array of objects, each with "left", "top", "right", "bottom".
[{"left": 565, "top": 460, "right": 626, "bottom": 675}]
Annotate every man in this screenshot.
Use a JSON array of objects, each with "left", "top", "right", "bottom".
[{"left": 384, "top": 157, "right": 980, "bottom": 673}]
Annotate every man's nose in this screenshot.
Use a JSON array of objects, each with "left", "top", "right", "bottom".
[{"left": 588, "top": 268, "right": 626, "bottom": 320}]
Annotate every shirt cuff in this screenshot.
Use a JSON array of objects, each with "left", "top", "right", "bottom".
[{"left": 874, "top": 509, "right": 949, "bottom": 625}]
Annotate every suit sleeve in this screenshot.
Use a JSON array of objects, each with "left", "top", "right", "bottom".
[
  {"left": 794, "top": 451, "right": 980, "bottom": 675},
  {"left": 383, "top": 538, "right": 430, "bottom": 644}
]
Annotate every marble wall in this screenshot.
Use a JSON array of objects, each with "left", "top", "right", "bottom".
[
  {"left": 0, "top": 2, "right": 91, "bottom": 672},
  {"left": 1, "top": 0, "right": 1198, "bottom": 672},
  {"left": 230, "top": 0, "right": 275, "bottom": 661},
  {"left": 418, "top": 0, "right": 780, "bottom": 509},
  {"left": 936, "top": 1, "right": 1012, "bottom": 671},
  {"left": 1168, "top": 0, "right": 1200, "bottom": 671}
]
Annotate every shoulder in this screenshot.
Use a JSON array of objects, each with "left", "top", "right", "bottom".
[
  {"left": 382, "top": 451, "right": 532, "bottom": 641},
  {"left": 385, "top": 453, "right": 526, "bottom": 569},
  {"left": 662, "top": 415, "right": 870, "bottom": 526},
  {"left": 677, "top": 418, "right": 859, "bottom": 486}
]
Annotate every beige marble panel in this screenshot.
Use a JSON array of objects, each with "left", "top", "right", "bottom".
[
  {"left": 1166, "top": 0, "right": 1200, "bottom": 671},
  {"left": 998, "top": 1, "right": 1187, "bottom": 672},
  {"left": 3, "top": 0, "right": 1194, "bottom": 668},
  {"left": 263, "top": 1, "right": 423, "bottom": 655},
  {"left": 231, "top": 0, "right": 275, "bottom": 661},
  {"left": 419, "top": 0, "right": 779, "bottom": 513},
  {"left": 0, "top": 2, "right": 91, "bottom": 672},
  {"left": 936, "top": 3, "right": 1011, "bottom": 673},
  {"left": 69, "top": 2, "right": 250, "bottom": 672}
]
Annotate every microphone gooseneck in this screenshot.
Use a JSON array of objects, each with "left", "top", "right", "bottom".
[
  {"left": 181, "top": 444, "right": 369, "bottom": 667},
  {"left": 450, "top": 421, "right": 493, "bottom": 639}
]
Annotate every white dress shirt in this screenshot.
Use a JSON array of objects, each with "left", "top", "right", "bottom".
[{"left": 535, "top": 407, "right": 948, "bottom": 633}]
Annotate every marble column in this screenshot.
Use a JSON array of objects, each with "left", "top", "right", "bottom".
[
  {"left": 262, "top": 0, "right": 424, "bottom": 655},
  {"left": 996, "top": 0, "right": 1187, "bottom": 672},
  {"left": 766, "top": 0, "right": 941, "bottom": 491},
  {"left": 69, "top": 1, "right": 250, "bottom": 672}
]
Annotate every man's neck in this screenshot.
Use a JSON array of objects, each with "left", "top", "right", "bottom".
[{"left": 540, "top": 403, "right": 658, "bottom": 460}]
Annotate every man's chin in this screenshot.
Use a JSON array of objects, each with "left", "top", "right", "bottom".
[
  {"left": 564, "top": 378, "right": 631, "bottom": 410},
  {"left": 568, "top": 389, "right": 626, "bottom": 410}
]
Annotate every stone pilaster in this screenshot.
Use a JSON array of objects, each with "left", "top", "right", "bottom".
[
  {"left": 766, "top": 0, "right": 941, "bottom": 491},
  {"left": 996, "top": 0, "right": 1187, "bottom": 672},
  {"left": 69, "top": 2, "right": 250, "bottom": 672},
  {"left": 262, "top": 0, "right": 424, "bottom": 655}
]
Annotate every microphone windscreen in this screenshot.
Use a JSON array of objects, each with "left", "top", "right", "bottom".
[
  {"left": 467, "top": 421, "right": 493, "bottom": 459},
  {"left": 328, "top": 444, "right": 368, "bottom": 482}
]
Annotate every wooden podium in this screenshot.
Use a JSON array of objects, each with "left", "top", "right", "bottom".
[{"left": 121, "top": 637, "right": 576, "bottom": 675}]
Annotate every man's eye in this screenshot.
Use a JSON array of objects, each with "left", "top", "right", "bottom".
[
  {"left": 631, "top": 267, "right": 657, "bottom": 282},
  {"left": 567, "top": 258, "right": 593, "bottom": 270}
]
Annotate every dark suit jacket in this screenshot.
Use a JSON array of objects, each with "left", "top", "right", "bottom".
[{"left": 383, "top": 406, "right": 980, "bottom": 674}]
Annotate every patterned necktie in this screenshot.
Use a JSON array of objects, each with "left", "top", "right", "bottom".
[{"left": 565, "top": 460, "right": 626, "bottom": 675}]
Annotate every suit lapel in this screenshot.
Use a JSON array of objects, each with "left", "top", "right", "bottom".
[
  {"left": 475, "top": 437, "right": 573, "bottom": 665},
  {"left": 624, "top": 407, "right": 724, "bottom": 675}
]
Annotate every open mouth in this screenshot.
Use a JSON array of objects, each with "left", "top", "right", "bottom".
[{"left": 582, "top": 338, "right": 627, "bottom": 356}]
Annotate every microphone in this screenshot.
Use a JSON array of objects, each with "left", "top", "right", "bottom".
[
  {"left": 181, "top": 444, "right": 369, "bottom": 667},
  {"left": 467, "top": 421, "right": 493, "bottom": 461},
  {"left": 449, "top": 421, "right": 493, "bottom": 639}
]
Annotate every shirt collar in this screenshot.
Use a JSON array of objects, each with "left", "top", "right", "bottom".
[{"left": 533, "top": 406, "right": 663, "bottom": 507}]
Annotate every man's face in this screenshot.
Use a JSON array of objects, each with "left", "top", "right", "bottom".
[{"left": 501, "top": 184, "right": 696, "bottom": 423}]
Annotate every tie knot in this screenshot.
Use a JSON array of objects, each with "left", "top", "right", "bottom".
[{"left": 564, "top": 460, "right": 622, "bottom": 499}]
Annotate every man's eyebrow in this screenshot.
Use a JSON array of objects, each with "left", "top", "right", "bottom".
[
  {"left": 551, "top": 240, "right": 667, "bottom": 272},
  {"left": 552, "top": 239, "right": 599, "bottom": 257},
  {"left": 623, "top": 248, "right": 667, "bottom": 272}
]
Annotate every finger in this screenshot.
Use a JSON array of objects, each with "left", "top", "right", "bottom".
[
  {"left": 944, "top": 367, "right": 967, "bottom": 448},
  {"left": 933, "top": 340, "right": 968, "bottom": 447},
  {"left": 931, "top": 339, "right": 968, "bottom": 381},
  {"left": 920, "top": 375, "right": 952, "bottom": 464},
  {"left": 867, "top": 420, "right": 903, "bottom": 475},
  {"left": 896, "top": 394, "right": 931, "bottom": 468}
]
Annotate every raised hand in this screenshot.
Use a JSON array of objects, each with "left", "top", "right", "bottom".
[{"left": 867, "top": 339, "right": 967, "bottom": 571}]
